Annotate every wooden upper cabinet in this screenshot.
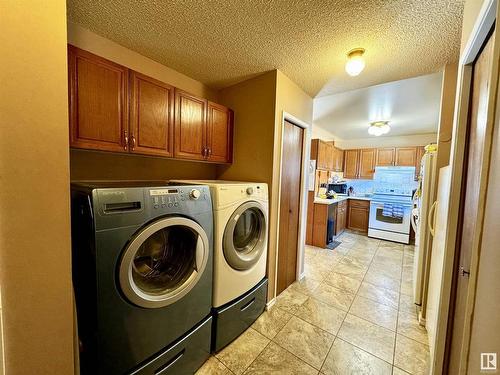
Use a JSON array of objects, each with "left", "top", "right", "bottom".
[
  {"left": 415, "top": 146, "right": 426, "bottom": 179},
  {"left": 376, "top": 148, "right": 395, "bottom": 166},
  {"left": 358, "top": 149, "right": 376, "bottom": 179},
  {"left": 395, "top": 147, "right": 418, "bottom": 166},
  {"left": 129, "top": 71, "right": 174, "bottom": 157},
  {"left": 68, "top": 45, "right": 128, "bottom": 152},
  {"left": 207, "top": 102, "right": 233, "bottom": 163},
  {"left": 344, "top": 150, "right": 359, "bottom": 178},
  {"left": 174, "top": 90, "right": 207, "bottom": 160},
  {"left": 326, "top": 142, "right": 335, "bottom": 170},
  {"left": 333, "top": 147, "right": 344, "bottom": 172},
  {"left": 311, "top": 139, "right": 330, "bottom": 170}
]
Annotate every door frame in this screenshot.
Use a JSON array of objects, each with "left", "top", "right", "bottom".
[
  {"left": 273, "top": 112, "right": 312, "bottom": 300},
  {"left": 433, "top": 1, "right": 499, "bottom": 373}
]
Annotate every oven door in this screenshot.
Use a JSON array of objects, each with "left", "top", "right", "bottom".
[{"left": 369, "top": 201, "right": 412, "bottom": 234}]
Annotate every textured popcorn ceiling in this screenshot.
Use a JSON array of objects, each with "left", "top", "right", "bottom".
[{"left": 67, "top": 0, "right": 464, "bottom": 97}]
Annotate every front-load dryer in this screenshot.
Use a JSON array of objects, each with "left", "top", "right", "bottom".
[
  {"left": 173, "top": 180, "right": 268, "bottom": 351},
  {"left": 71, "top": 181, "right": 213, "bottom": 375}
]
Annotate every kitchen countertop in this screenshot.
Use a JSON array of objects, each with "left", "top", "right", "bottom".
[{"left": 314, "top": 195, "right": 372, "bottom": 205}]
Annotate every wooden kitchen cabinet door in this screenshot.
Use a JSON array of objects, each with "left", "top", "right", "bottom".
[
  {"left": 358, "top": 149, "right": 376, "bottom": 179},
  {"left": 347, "top": 200, "right": 369, "bottom": 232},
  {"left": 395, "top": 147, "right": 418, "bottom": 166},
  {"left": 207, "top": 102, "right": 233, "bottom": 163},
  {"left": 344, "top": 150, "right": 359, "bottom": 178},
  {"left": 68, "top": 45, "right": 128, "bottom": 152},
  {"left": 415, "top": 146, "right": 426, "bottom": 179},
  {"left": 129, "top": 71, "right": 174, "bottom": 157},
  {"left": 326, "top": 142, "right": 335, "bottom": 170},
  {"left": 174, "top": 90, "right": 207, "bottom": 160},
  {"left": 335, "top": 200, "right": 347, "bottom": 235},
  {"left": 376, "top": 148, "right": 395, "bottom": 166},
  {"left": 333, "top": 147, "right": 344, "bottom": 171}
]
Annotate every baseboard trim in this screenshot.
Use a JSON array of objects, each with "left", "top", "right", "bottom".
[
  {"left": 265, "top": 298, "right": 276, "bottom": 310},
  {"left": 298, "top": 271, "right": 306, "bottom": 281}
]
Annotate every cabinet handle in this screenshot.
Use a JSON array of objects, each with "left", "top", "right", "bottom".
[
  {"left": 202, "top": 147, "right": 207, "bottom": 158},
  {"left": 130, "top": 135, "right": 136, "bottom": 150},
  {"left": 207, "top": 147, "right": 212, "bottom": 157},
  {"left": 123, "top": 131, "right": 128, "bottom": 151}
]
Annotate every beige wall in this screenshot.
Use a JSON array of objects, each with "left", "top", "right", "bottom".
[
  {"left": 334, "top": 134, "right": 436, "bottom": 149},
  {"left": 461, "top": 0, "right": 488, "bottom": 52},
  {"left": 269, "top": 71, "right": 313, "bottom": 297},
  {"left": 67, "top": 23, "right": 218, "bottom": 182},
  {"left": 0, "top": 1, "right": 74, "bottom": 374},
  {"left": 436, "top": 63, "right": 458, "bottom": 170}
]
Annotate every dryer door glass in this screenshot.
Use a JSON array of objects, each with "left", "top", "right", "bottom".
[
  {"left": 223, "top": 201, "right": 267, "bottom": 270},
  {"left": 119, "top": 217, "right": 209, "bottom": 308}
]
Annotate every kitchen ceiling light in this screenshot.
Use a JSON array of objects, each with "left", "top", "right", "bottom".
[
  {"left": 345, "top": 48, "right": 366, "bottom": 76},
  {"left": 368, "top": 121, "right": 391, "bottom": 136}
]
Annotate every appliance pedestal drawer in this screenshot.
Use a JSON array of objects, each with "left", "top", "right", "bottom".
[{"left": 212, "top": 278, "right": 268, "bottom": 352}]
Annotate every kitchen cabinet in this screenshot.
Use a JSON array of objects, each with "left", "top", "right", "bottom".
[
  {"left": 344, "top": 149, "right": 359, "bottom": 178},
  {"left": 312, "top": 203, "right": 329, "bottom": 248},
  {"left": 376, "top": 148, "right": 395, "bottom": 166},
  {"left": 415, "top": 146, "right": 426, "bottom": 179},
  {"left": 311, "top": 139, "right": 331, "bottom": 170},
  {"left": 343, "top": 149, "right": 375, "bottom": 179},
  {"left": 335, "top": 200, "right": 347, "bottom": 236},
  {"left": 347, "top": 199, "right": 370, "bottom": 233},
  {"left": 130, "top": 71, "right": 174, "bottom": 157},
  {"left": 395, "top": 147, "right": 418, "bottom": 166},
  {"left": 68, "top": 45, "right": 233, "bottom": 163},
  {"left": 359, "top": 149, "right": 376, "bottom": 179},
  {"left": 332, "top": 145, "right": 344, "bottom": 172},
  {"left": 306, "top": 191, "right": 315, "bottom": 245},
  {"left": 206, "top": 101, "right": 233, "bottom": 163},
  {"left": 68, "top": 45, "right": 129, "bottom": 152}
]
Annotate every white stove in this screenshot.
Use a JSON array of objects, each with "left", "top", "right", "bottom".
[{"left": 368, "top": 167, "right": 417, "bottom": 244}]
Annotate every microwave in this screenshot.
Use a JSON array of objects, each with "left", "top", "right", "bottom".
[{"left": 328, "top": 183, "right": 347, "bottom": 194}]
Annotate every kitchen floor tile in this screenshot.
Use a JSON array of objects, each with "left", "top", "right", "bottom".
[
  {"left": 287, "top": 277, "right": 320, "bottom": 296},
  {"left": 394, "top": 335, "right": 430, "bottom": 375},
  {"left": 195, "top": 356, "right": 233, "bottom": 375},
  {"left": 349, "top": 295, "right": 398, "bottom": 331},
  {"left": 313, "top": 282, "right": 355, "bottom": 311},
  {"left": 273, "top": 316, "right": 334, "bottom": 369},
  {"left": 321, "top": 338, "right": 392, "bottom": 375},
  {"left": 364, "top": 267, "right": 401, "bottom": 291},
  {"left": 337, "top": 314, "right": 395, "bottom": 363},
  {"left": 215, "top": 328, "right": 270, "bottom": 375},
  {"left": 251, "top": 306, "right": 292, "bottom": 339},
  {"left": 333, "top": 257, "right": 368, "bottom": 280},
  {"left": 295, "top": 297, "right": 346, "bottom": 335},
  {"left": 323, "top": 272, "right": 362, "bottom": 294},
  {"left": 273, "top": 288, "right": 309, "bottom": 314},
  {"left": 392, "top": 366, "right": 411, "bottom": 374},
  {"left": 357, "top": 282, "right": 400, "bottom": 309},
  {"left": 397, "top": 310, "right": 428, "bottom": 345},
  {"left": 243, "top": 342, "right": 318, "bottom": 375},
  {"left": 399, "top": 293, "right": 417, "bottom": 313}
]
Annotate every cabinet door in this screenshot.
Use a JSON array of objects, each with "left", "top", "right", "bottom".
[
  {"left": 129, "top": 71, "right": 174, "bottom": 157},
  {"left": 317, "top": 140, "right": 328, "bottom": 169},
  {"left": 415, "top": 146, "right": 426, "bottom": 180},
  {"left": 359, "top": 149, "right": 376, "bottom": 179},
  {"left": 344, "top": 150, "right": 359, "bottom": 178},
  {"left": 207, "top": 102, "right": 233, "bottom": 163},
  {"left": 68, "top": 45, "right": 128, "bottom": 152},
  {"left": 174, "top": 90, "right": 207, "bottom": 160},
  {"left": 326, "top": 142, "right": 335, "bottom": 170},
  {"left": 334, "top": 147, "right": 344, "bottom": 172},
  {"left": 395, "top": 147, "right": 418, "bottom": 166},
  {"left": 376, "top": 148, "right": 395, "bottom": 166},
  {"left": 347, "top": 203, "right": 369, "bottom": 233}
]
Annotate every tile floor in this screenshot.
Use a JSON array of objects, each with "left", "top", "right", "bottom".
[{"left": 196, "top": 231, "right": 430, "bottom": 375}]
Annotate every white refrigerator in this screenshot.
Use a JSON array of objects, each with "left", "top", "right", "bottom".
[{"left": 412, "top": 151, "right": 437, "bottom": 323}]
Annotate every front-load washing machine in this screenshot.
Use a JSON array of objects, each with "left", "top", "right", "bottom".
[
  {"left": 71, "top": 181, "right": 213, "bottom": 375},
  {"left": 173, "top": 180, "right": 268, "bottom": 351}
]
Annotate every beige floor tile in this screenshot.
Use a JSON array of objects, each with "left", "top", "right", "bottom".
[
  {"left": 317, "top": 247, "right": 345, "bottom": 261},
  {"left": 378, "top": 242, "right": 405, "bottom": 251},
  {"left": 399, "top": 293, "right": 417, "bottom": 314},
  {"left": 273, "top": 316, "right": 334, "bottom": 369},
  {"left": 367, "top": 262, "right": 402, "bottom": 282},
  {"left": 321, "top": 338, "right": 392, "bottom": 375},
  {"left": 313, "top": 252, "right": 342, "bottom": 269},
  {"left": 243, "top": 342, "right": 317, "bottom": 375},
  {"left": 403, "top": 254, "right": 414, "bottom": 267},
  {"left": 305, "top": 245, "right": 320, "bottom": 257},
  {"left": 333, "top": 245, "right": 351, "bottom": 255},
  {"left": 274, "top": 288, "right": 309, "bottom": 314},
  {"left": 392, "top": 366, "right": 411, "bottom": 374},
  {"left": 313, "top": 283, "right": 355, "bottom": 311},
  {"left": 372, "top": 254, "right": 403, "bottom": 269},
  {"left": 216, "top": 328, "right": 270, "bottom": 374},
  {"left": 333, "top": 257, "right": 368, "bottom": 280},
  {"left": 349, "top": 295, "right": 398, "bottom": 331},
  {"left": 288, "top": 277, "right": 321, "bottom": 296},
  {"left": 295, "top": 297, "right": 346, "bottom": 335},
  {"left": 357, "top": 282, "right": 399, "bottom": 310},
  {"left": 195, "top": 356, "right": 233, "bottom": 375},
  {"left": 348, "top": 246, "right": 376, "bottom": 259},
  {"left": 324, "top": 272, "right": 361, "bottom": 294},
  {"left": 400, "top": 279, "right": 413, "bottom": 296},
  {"left": 304, "top": 262, "right": 331, "bottom": 282},
  {"left": 363, "top": 269, "right": 401, "bottom": 293},
  {"left": 337, "top": 314, "right": 395, "bottom": 364},
  {"left": 397, "top": 310, "right": 428, "bottom": 345},
  {"left": 252, "top": 307, "right": 292, "bottom": 339},
  {"left": 394, "top": 335, "right": 430, "bottom": 375}
]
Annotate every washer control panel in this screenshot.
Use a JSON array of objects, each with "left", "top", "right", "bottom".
[{"left": 148, "top": 187, "right": 209, "bottom": 209}]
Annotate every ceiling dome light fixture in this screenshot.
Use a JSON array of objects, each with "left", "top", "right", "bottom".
[
  {"left": 368, "top": 121, "right": 391, "bottom": 136},
  {"left": 345, "top": 48, "right": 366, "bottom": 76}
]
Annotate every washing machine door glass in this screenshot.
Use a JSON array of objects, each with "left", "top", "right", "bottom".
[
  {"left": 223, "top": 201, "right": 267, "bottom": 270},
  {"left": 119, "top": 217, "right": 209, "bottom": 308}
]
